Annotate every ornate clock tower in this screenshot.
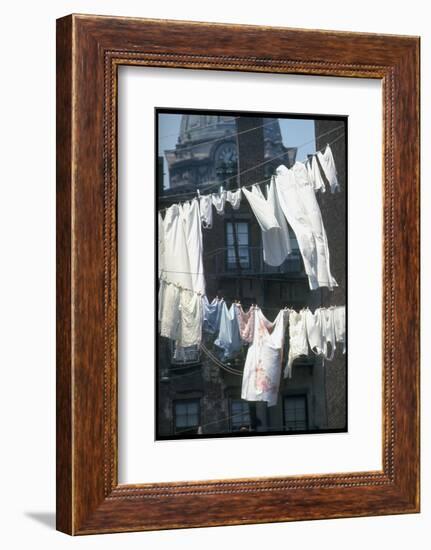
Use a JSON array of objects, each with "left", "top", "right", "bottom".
[{"left": 164, "top": 114, "right": 295, "bottom": 191}]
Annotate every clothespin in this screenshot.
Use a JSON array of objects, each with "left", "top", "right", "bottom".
[
  {"left": 219, "top": 185, "right": 224, "bottom": 196},
  {"left": 197, "top": 189, "right": 201, "bottom": 199}
]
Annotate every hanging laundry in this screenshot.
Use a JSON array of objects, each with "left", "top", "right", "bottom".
[
  {"left": 199, "top": 193, "right": 213, "bottom": 228},
  {"left": 263, "top": 178, "right": 293, "bottom": 266},
  {"left": 226, "top": 188, "right": 242, "bottom": 210},
  {"left": 242, "top": 184, "right": 280, "bottom": 231},
  {"left": 317, "top": 144, "right": 340, "bottom": 193},
  {"left": 236, "top": 304, "right": 255, "bottom": 344},
  {"left": 303, "top": 306, "right": 346, "bottom": 362},
  {"left": 202, "top": 296, "right": 224, "bottom": 334},
  {"left": 307, "top": 154, "right": 327, "bottom": 193},
  {"left": 333, "top": 305, "right": 346, "bottom": 354},
  {"left": 284, "top": 309, "right": 308, "bottom": 378},
  {"left": 305, "top": 307, "right": 323, "bottom": 355},
  {"left": 241, "top": 307, "right": 288, "bottom": 407},
  {"left": 318, "top": 307, "right": 337, "bottom": 360},
  {"left": 181, "top": 199, "right": 205, "bottom": 295},
  {"left": 214, "top": 302, "right": 242, "bottom": 360},
  {"left": 158, "top": 212, "right": 165, "bottom": 278},
  {"left": 158, "top": 200, "right": 204, "bottom": 342},
  {"left": 275, "top": 163, "right": 338, "bottom": 290},
  {"left": 157, "top": 278, "right": 166, "bottom": 324},
  {"left": 176, "top": 289, "right": 203, "bottom": 348},
  {"left": 211, "top": 188, "right": 227, "bottom": 215},
  {"left": 159, "top": 281, "right": 181, "bottom": 341},
  {"left": 161, "top": 203, "right": 193, "bottom": 290},
  {"left": 243, "top": 182, "right": 292, "bottom": 267}
]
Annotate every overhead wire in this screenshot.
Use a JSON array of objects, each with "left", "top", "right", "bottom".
[{"left": 200, "top": 343, "right": 243, "bottom": 375}]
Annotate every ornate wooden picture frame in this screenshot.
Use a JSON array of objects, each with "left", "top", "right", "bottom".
[{"left": 56, "top": 14, "right": 420, "bottom": 535}]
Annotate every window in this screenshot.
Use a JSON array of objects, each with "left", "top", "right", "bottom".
[
  {"left": 174, "top": 399, "right": 200, "bottom": 435},
  {"left": 283, "top": 395, "right": 308, "bottom": 431},
  {"left": 226, "top": 222, "right": 250, "bottom": 269},
  {"left": 230, "top": 399, "right": 251, "bottom": 432}
]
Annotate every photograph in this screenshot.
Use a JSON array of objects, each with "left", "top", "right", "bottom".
[{"left": 156, "top": 108, "right": 347, "bottom": 439}]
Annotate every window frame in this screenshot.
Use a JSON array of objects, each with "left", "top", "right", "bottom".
[
  {"left": 283, "top": 394, "right": 309, "bottom": 432},
  {"left": 225, "top": 220, "right": 251, "bottom": 271},
  {"left": 173, "top": 398, "right": 201, "bottom": 435},
  {"left": 229, "top": 398, "right": 252, "bottom": 432}
]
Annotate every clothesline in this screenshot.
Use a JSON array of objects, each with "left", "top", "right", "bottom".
[
  {"left": 159, "top": 277, "right": 334, "bottom": 313},
  {"left": 161, "top": 270, "right": 337, "bottom": 288},
  {"left": 158, "top": 126, "right": 345, "bottom": 207}
]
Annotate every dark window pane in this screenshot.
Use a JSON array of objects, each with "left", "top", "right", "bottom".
[
  {"left": 174, "top": 399, "right": 200, "bottom": 433},
  {"left": 226, "top": 222, "right": 251, "bottom": 270},
  {"left": 283, "top": 395, "right": 308, "bottom": 431},
  {"left": 230, "top": 399, "right": 251, "bottom": 431}
]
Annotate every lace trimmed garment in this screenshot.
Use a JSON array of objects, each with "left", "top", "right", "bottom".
[{"left": 236, "top": 304, "right": 255, "bottom": 344}]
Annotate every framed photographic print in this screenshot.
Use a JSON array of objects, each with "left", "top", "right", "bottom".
[{"left": 56, "top": 14, "right": 420, "bottom": 535}]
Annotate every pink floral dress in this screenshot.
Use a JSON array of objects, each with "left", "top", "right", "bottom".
[{"left": 241, "top": 307, "right": 288, "bottom": 407}]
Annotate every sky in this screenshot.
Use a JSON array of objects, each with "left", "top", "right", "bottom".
[{"left": 158, "top": 114, "right": 316, "bottom": 190}]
